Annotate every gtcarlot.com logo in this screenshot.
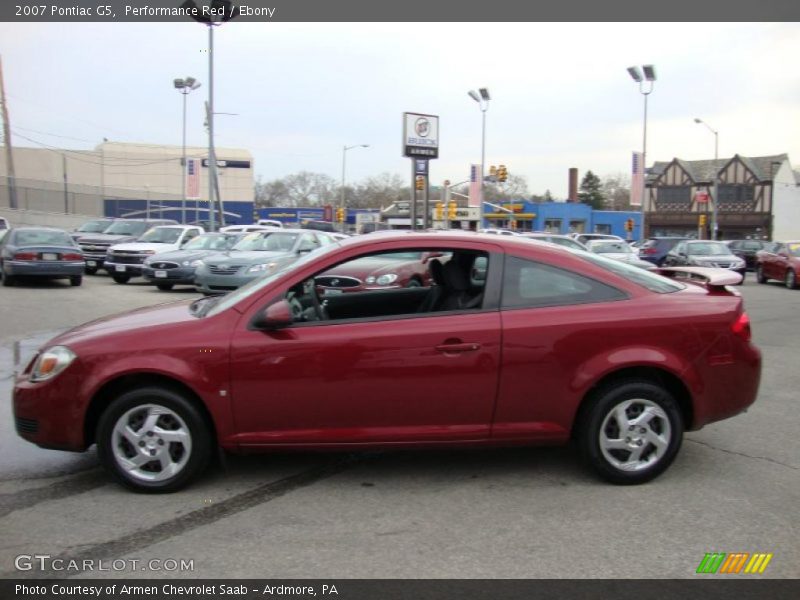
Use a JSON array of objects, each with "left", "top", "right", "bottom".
[{"left": 696, "top": 552, "right": 773, "bottom": 574}]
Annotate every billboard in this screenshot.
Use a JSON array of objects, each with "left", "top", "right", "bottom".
[{"left": 402, "top": 112, "right": 439, "bottom": 159}]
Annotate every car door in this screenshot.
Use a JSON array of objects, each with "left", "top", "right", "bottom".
[
  {"left": 228, "top": 246, "right": 503, "bottom": 446},
  {"left": 765, "top": 243, "right": 784, "bottom": 279}
]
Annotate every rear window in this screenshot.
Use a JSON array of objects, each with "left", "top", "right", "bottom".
[
  {"left": 14, "top": 230, "right": 74, "bottom": 246},
  {"left": 578, "top": 251, "right": 684, "bottom": 293}
]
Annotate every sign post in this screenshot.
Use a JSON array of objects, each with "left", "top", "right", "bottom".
[{"left": 403, "top": 112, "right": 439, "bottom": 230}]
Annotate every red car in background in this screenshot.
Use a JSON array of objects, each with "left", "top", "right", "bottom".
[
  {"left": 755, "top": 241, "right": 800, "bottom": 289},
  {"left": 14, "top": 232, "right": 761, "bottom": 493},
  {"left": 315, "top": 251, "right": 447, "bottom": 294}
]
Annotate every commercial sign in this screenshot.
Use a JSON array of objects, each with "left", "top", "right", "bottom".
[
  {"left": 415, "top": 159, "right": 429, "bottom": 175},
  {"left": 695, "top": 188, "right": 709, "bottom": 203},
  {"left": 185, "top": 158, "right": 201, "bottom": 200},
  {"left": 402, "top": 112, "right": 439, "bottom": 159}
]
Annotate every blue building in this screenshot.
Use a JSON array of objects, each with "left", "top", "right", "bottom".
[{"left": 484, "top": 200, "right": 642, "bottom": 240}]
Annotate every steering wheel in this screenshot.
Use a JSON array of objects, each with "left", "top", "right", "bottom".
[{"left": 305, "top": 279, "right": 328, "bottom": 321}]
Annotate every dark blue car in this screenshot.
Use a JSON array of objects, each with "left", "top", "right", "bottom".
[
  {"left": 638, "top": 237, "right": 690, "bottom": 266},
  {"left": 0, "top": 227, "right": 85, "bottom": 287}
]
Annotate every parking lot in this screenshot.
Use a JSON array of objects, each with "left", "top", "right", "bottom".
[{"left": 0, "top": 272, "right": 798, "bottom": 579}]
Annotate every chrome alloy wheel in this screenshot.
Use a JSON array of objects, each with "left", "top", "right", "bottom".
[
  {"left": 598, "top": 399, "right": 672, "bottom": 472},
  {"left": 111, "top": 404, "right": 192, "bottom": 482}
]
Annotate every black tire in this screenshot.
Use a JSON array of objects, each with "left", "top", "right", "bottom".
[
  {"left": 1, "top": 267, "right": 14, "bottom": 287},
  {"left": 70, "top": 276, "right": 82, "bottom": 287},
  {"left": 85, "top": 266, "right": 98, "bottom": 275},
  {"left": 578, "top": 380, "right": 683, "bottom": 485},
  {"left": 156, "top": 283, "right": 175, "bottom": 291},
  {"left": 786, "top": 270, "right": 798, "bottom": 290},
  {"left": 756, "top": 264, "right": 767, "bottom": 284},
  {"left": 112, "top": 274, "right": 131, "bottom": 284},
  {"left": 96, "top": 386, "right": 213, "bottom": 493}
]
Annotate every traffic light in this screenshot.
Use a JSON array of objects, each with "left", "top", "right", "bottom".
[
  {"left": 699, "top": 214, "right": 707, "bottom": 227},
  {"left": 448, "top": 201, "right": 457, "bottom": 220},
  {"left": 415, "top": 176, "right": 425, "bottom": 191},
  {"left": 489, "top": 165, "right": 497, "bottom": 180},
  {"left": 435, "top": 202, "right": 443, "bottom": 221},
  {"left": 336, "top": 207, "right": 345, "bottom": 223},
  {"left": 498, "top": 164, "right": 508, "bottom": 183}
]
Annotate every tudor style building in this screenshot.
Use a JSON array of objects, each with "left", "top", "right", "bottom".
[{"left": 644, "top": 154, "right": 799, "bottom": 240}]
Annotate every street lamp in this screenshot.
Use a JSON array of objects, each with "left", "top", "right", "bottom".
[
  {"left": 340, "top": 144, "right": 369, "bottom": 233},
  {"left": 627, "top": 65, "right": 656, "bottom": 238},
  {"left": 174, "top": 76, "right": 201, "bottom": 224},
  {"left": 694, "top": 117, "right": 719, "bottom": 240},
  {"left": 468, "top": 87, "right": 490, "bottom": 228}
]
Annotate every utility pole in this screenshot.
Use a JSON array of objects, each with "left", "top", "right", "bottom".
[{"left": 0, "top": 54, "right": 18, "bottom": 209}]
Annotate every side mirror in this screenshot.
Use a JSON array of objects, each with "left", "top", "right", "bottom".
[{"left": 252, "top": 300, "right": 293, "bottom": 330}]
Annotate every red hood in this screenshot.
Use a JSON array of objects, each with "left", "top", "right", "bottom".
[{"left": 48, "top": 300, "right": 198, "bottom": 350}]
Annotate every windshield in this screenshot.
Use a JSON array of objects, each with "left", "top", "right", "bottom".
[
  {"left": 14, "top": 230, "right": 74, "bottom": 246},
  {"left": 233, "top": 231, "right": 299, "bottom": 252},
  {"left": 577, "top": 250, "right": 684, "bottom": 294},
  {"left": 104, "top": 221, "right": 149, "bottom": 236},
  {"left": 77, "top": 220, "right": 112, "bottom": 233},
  {"left": 203, "top": 242, "right": 342, "bottom": 318},
  {"left": 687, "top": 242, "right": 733, "bottom": 256},
  {"left": 589, "top": 241, "right": 632, "bottom": 254},
  {"left": 137, "top": 227, "right": 184, "bottom": 244},
  {"left": 184, "top": 233, "right": 240, "bottom": 251}
]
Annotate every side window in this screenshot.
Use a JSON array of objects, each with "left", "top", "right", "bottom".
[
  {"left": 297, "top": 234, "right": 319, "bottom": 253},
  {"left": 673, "top": 242, "right": 685, "bottom": 254},
  {"left": 284, "top": 249, "right": 488, "bottom": 324},
  {"left": 501, "top": 256, "right": 626, "bottom": 310}
]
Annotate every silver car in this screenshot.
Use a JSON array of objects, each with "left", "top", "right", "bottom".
[{"left": 585, "top": 239, "right": 657, "bottom": 270}]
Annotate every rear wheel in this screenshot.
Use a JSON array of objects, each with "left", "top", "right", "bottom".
[
  {"left": 96, "top": 387, "right": 212, "bottom": 493},
  {"left": 70, "top": 276, "right": 82, "bottom": 287},
  {"left": 112, "top": 274, "right": 131, "bottom": 284},
  {"left": 156, "top": 283, "right": 174, "bottom": 291},
  {"left": 756, "top": 264, "right": 767, "bottom": 284},
  {"left": 786, "top": 270, "right": 798, "bottom": 290},
  {"left": 1, "top": 267, "right": 14, "bottom": 287},
  {"left": 578, "top": 380, "right": 683, "bottom": 484}
]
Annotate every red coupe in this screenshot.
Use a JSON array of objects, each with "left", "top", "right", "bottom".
[
  {"left": 14, "top": 232, "right": 761, "bottom": 492},
  {"left": 755, "top": 240, "right": 800, "bottom": 289}
]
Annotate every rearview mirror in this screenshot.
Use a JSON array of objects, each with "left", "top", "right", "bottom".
[{"left": 252, "top": 300, "right": 293, "bottom": 330}]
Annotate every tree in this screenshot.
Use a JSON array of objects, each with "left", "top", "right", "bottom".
[
  {"left": 531, "top": 189, "right": 554, "bottom": 202},
  {"left": 578, "top": 170, "right": 605, "bottom": 210},
  {"left": 254, "top": 176, "right": 289, "bottom": 207},
  {"left": 601, "top": 173, "right": 631, "bottom": 211},
  {"left": 349, "top": 173, "right": 408, "bottom": 208}
]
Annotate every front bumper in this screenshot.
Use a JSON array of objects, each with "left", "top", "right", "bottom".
[
  {"left": 194, "top": 266, "right": 256, "bottom": 294},
  {"left": 104, "top": 261, "right": 145, "bottom": 277},
  {"left": 142, "top": 266, "right": 197, "bottom": 285},
  {"left": 5, "top": 260, "right": 85, "bottom": 278}
]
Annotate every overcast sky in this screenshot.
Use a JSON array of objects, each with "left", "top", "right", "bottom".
[{"left": 1, "top": 22, "right": 798, "bottom": 197}]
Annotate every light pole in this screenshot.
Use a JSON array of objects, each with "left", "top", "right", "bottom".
[
  {"left": 340, "top": 144, "right": 369, "bottom": 233},
  {"left": 174, "top": 77, "right": 201, "bottom": 224},
  {"left": 694, "top": 117, "right": 719, "bottom": 240},
  {"left": 468, "top": 88, "right": 490, "bottom": 228},
  {"left": 627, "top": 65, "right": 656, "bottom": 238}
]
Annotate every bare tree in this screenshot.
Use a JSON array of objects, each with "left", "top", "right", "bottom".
[
  {"left": 254, "top": 176, "right": 289, "bottom": 207},
  {"left": 601, "top": 173, "right": 632, "bottom": 210},
  {"left": 282, "top": 171, "right": 337, "bottom": 207},
  {"left": 349, "top": 173, "right": 408, "bottom": 208}
]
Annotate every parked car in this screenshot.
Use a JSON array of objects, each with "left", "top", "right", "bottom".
[
  {"left": 519, "top": 233, "right": 587, "bottom": 251},
  {"left": 70, "top": 218, "right": 116, "bottom": 242},
  {"left": 663, "top": 240, "right": 746, "bottom": 281},
  {"left": 105, "top": 225, "right": 205, "bottom": 284},
  {"left": 316, "top": 251, "right": 447, "bottom": 295},
  {"left": 571, "top": 233, "right": 624, "bottom": 246},
  {"left": 0, "top": 227, "right": 84, "bottom": 287},
  {"left": 585, "top": 239, "right": 658, "bottom": 270},
  {"left": 219, "top": 224, "right": 275, "bottom": 234},
  {"left": 256, "top": 219, "right": 284, "bottom": 228},
  {"left": 725, "top": 239, "right": 769, "bottom": 271},
  {"left": 478, "top": 228, "right": 520, "bottom": 236},
  {"left": 13, "top": 232, "right": 761, "bottom": 492},
  {"left": 0, "top": 216, "right": 9, "bottom": 230},
  {"left": 194, "top": 229, "right": 335, "bottom": 295},
  {"left": 142, "top": 232, "right": 244, "bottom": 291},
  {"left": 300, "top": 220, "right": 337, "bottom": 233},
  {"left": 755, "top": 240, "right": 800, "bottom": 289},
  {"left": 637, "top": 237, "right": 690, "bottom": 266},
  {"left": 78, "top": 218, "right": 178, "bottom": 274}
]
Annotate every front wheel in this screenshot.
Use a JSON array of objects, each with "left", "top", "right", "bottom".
[
  {"left": 578, "top": 380, "right": 683, "bottom": 485},
  {"left": 96, "top": 387, "right": 212, "bottom": 493},
  {"left": 85, "top": 266, "right": 98, "bottom": 275},
  {"left": 756, "top": 265, "right": 767, "bottom": 284},
  {"left": 112, "top": 274, "right": 131, "bottom": 284},
  {"left": 786, "top": 270, "right": 798, "bottom": 290}
]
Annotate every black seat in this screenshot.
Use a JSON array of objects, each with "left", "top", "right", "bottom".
[
  {"left": 437, "top": 256, "right": 483, "bottom": 311},
  {"left": 417, "top": 258, "right": 445, "bottom": 313}
]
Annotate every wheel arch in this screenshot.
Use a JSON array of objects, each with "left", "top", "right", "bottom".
[
  {"left": 83, "top": 373, "right": 218, "bottom": 448},
  {"left": 571, "top": 366, "right": 694, "bottom": 439}
]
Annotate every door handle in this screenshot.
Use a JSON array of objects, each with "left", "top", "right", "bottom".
[{"left": 435, "top": 342, "right": 481, "bottom": 354}]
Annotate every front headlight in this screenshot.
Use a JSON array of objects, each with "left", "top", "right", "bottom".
[
  {"left": 247, "top": 262, "right": 277, "bottom": 274},
  {"left": 182, "top": 259, "right": 202, "bottom": 267},
  {"left": 366, "top": 273, "right": 398, "bottom": 286},
  {"left": 30, "top": 346, "right": 76, "bottom": 382}
]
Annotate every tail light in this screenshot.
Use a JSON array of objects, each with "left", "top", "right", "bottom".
[
  {"left": 731, "top": 312, "right": 751, "bottom": 342},
  {"left": 13, "top": 252, "right": 37, "bottom": 260},
  {"left": 642, "top": 247, "right": 657, "bottom": 255},
  {"left": 62, "top": 253, "right": 83, "bottom": 261}
]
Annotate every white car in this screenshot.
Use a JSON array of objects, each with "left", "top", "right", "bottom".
[
  {"left": 105, "top": 225, "right": 204, "bottom": 284},
  {"left": 220, "top": 224, "right": 276, "bottom": 233},
  {"left": 585, "top": 239, "right": 657, "bottom": 270},
  {"left": 256, "top": 219, "right": 284, "bottom": 228}
]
